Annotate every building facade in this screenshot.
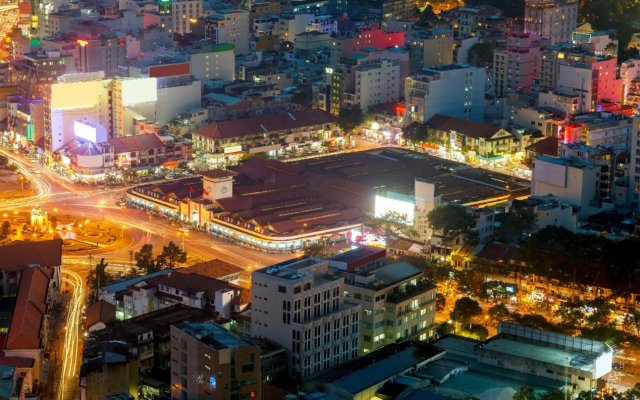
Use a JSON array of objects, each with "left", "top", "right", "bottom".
[
  {"left": 524, "top": 0, "right": 578, "bottom": 45},
  {"left": 251, "top": 258, "right": 361, "bottom": 379},
  {"left": 170, "top": 323, "right": 261, "bottom": 400},
  {"left": 405, "top": 64, "right": 485, "bottom": 124},
  {"left": 340, "top": 262, "right": 437, "bottom": 354}
]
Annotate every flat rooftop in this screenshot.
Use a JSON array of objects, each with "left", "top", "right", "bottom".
[
  {"left": 483, "top": 337, "right": 596, "bottom": 372},
  {"left": 175, "top": 322, "right": 252, "bottom": 350},
  {"left": 256, "top": 256, "right": 320, "bottom": 280}
]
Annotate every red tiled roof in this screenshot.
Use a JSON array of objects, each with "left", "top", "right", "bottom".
[
  {"left": 193, "top": 109, "right": 336, "bottom": 141},
  {"left": 181, "top": 259, "right": 244, "bottom": 280},
  {"left": 109, "top": 133, "right": 164, "bottom": 154},
  {"left": 6, "top": 266, "right": 52, "bottom": 350},
  {"left": 525, "top": 136, "right": 559, "bottom": 156},
  {"left": 85, "top": 300, "right": 116, "bottom": 329},
  {"left": 426, "top": 114, "right": 509, "bottom": 140},
  {"left": 0, "top": 240, "right": 62, "bottom": 272}
]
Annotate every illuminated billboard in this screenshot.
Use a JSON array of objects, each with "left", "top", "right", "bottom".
[
  {"left": 374, "top": 193, "right": 414, "bottom": 224},
  {"left": 74, "top": 120, "right": 106, "bottom": 143},
  {"left": 121, "top": 78, "right": 158, "bottom": 106}
]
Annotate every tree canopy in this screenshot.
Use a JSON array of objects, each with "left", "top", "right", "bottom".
[
  {"left": 450, "top": 297, "right": 482, "bottom": 324},
  {"left": 337, "top": 106, "right": 365, "bottom": 133},
  {"left": 157, "top": 241, "right": 188, "bottom": 268},
  {"left": 427, "top": 204, "right": 478, "bottom": 244},
  {"left": 87, "top": 258, "right": 112, "bottom": 295},
  {"left": 365, "top": 212, "right": 417, "bottom": 240},
  {"left": 467, "top": 41, "right": 496, "bottom": 67},
  {"left": 495, "top": 201, "right": 536, "bottom": 244}
]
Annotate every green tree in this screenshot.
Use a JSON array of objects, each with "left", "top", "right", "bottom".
[
  {"left": 467, "top": 41, "right": 495, "bottom": 67},
  {"left": 454, "top": 268, "right": 485, "bottom": 298},
  {"left": 585, "top": 297, "right": 614, "bottom": 328},
  {"left": 495, "top": 202, "right": 536, "bottom": 244},
  {"left": 427, "top": 204, "right": 478, "bottom": 244},
  {"left": 435, "top": 293, "right": 446, "bottom": 312},
  {"left": 303, "top": 241, "right": 333, "bottom": 258},
  {"left": 365, "top": 212, "right": 417, "bottom": 240},
  {"left": 1, "top": 221, "right": 10, "bottom": 238},
  {"left": 624, "top": 309, "right": 640, "bottom": 336},
  {"left": 135, "top": 244, "right": 158, "bottom": 274},
  {"left": 512, "top": 386, "right": 536, "bottom": 400},
  {"left": 488, "top": 303, "right": 511, "bottom": 321},
  {"left": 539, "top": 388, "right": 571, "bottom": 400},
  {"left": 450, "top": 297, "right": 482, "bottom": 325},
  {"left": 87, "top": 258, "right": 112, "bottom": 293},
  {"left": 415, "top": 5, "right": 437, "bottom": 26},
  {"left": 156, "top": 241, "right": 187, "bottom": 268},
  {"left": 513, "top": 314, "right": 558, "bottom": 332},
  {"left": 467, "top": 323, "right": 489, "bottom": 340},
  {"left": 555, "top": 301, "right": 585, "bottom": 329},
  {"left": 337, "top": 106, "right": 365, "bottom": 133}
]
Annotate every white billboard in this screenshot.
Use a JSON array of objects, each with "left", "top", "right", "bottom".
[
  {"left": 121, "top": 78, "right": 158, "bottom": 106},
  {"left": 74, "top": 120, "right": 107, "bottom": 143},
  {"left": 534, "top": 158, "right": 567, "bottom": 188},
  {"left": 375, "top": 194, "right": 415, "bottom": 224}
]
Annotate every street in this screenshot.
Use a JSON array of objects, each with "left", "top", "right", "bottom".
[{"left": 0, "top": 148, "right": 288, "bottom": 400}]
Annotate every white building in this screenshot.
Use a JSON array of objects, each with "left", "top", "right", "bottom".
[
  {"left": 339, "top": 262, "right": 437, "bottom": 354},
  {"left": 171, "top": 0, "right": 203, "bottom": 35},
  {"left": 189, "top": 43, "right": 235, "bottom": 82},
  {"left": 405, "top": 64, "right": 486, "bottom": 124},
  {"left": 493, "top": 32, "right": 540, "bottom": 97},
  {"left": 531, "top": 155, "right": 612, "bottom": 218},
  {"left": 353, "top": 58, "right": 400, "bottom": 112},
  {"left": 278, "top": 13, "right": 314, "bottom": 42},
  {"left": 524, "top": 0, "right": 578, "bottom": 45},
  {"left": 251, "top": 258, "right": 361, "bottom": 379},
  {"left": 206, "top": 9, "right": 250, "bottom": 56},
  {"left": 629, "top": 117, "right": 640, "bottom": 209}
]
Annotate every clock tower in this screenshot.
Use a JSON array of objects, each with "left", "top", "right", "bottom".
[{"left": 201, "top": 169, "right": 236, "bottom": 202}]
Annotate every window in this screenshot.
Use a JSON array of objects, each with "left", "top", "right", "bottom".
[{"left": 278, "top": 285, "right": 286, "bottom": 293}]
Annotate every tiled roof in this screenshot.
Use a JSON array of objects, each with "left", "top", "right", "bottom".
[
  {"left": 146, "top": 271, "right": 243, "bottom": 300},
  {"left": 109, "top": 133, "right": 165, "bottom": 154},
  {"left": 0, "top": 240, "right": 62, "bottom": 272},
  {"left": 193, "top": 109, "right": 336, "bottom": 140},
  {"left": 181, "top": 259, "right": 244, "bottom": 280},
  {"left": 85, "top": 300, "right": 116, "bottom": 329},
  {"left": 525, "top": 136, "right": 559, "bottom": 156},
  {"left": 426, "top": 114, "right": 508, "bottom": 140},
  {"left": 6, "top": 266, "right": 53, "bottom": 350}
]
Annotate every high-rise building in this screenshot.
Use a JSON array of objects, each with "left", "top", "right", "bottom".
[
  {"left": 556, "top": 57, "right": 622, "bottom": 113},
  {"left": 524, "top": 0, "right": 578, "bottom": 45},
  {"left": 77, "top": 34, "right": 127, "bottom": 77},
  {"left": 339, "top": 262, "right": 437, "bottom": 354},
  {"left": 251, "top": 257, "right": 361, "bottom": 379},
  {"left": 405, "top": 64, "right": 486, "bottom": 123},
  {"left": 493, "top": 32, "right": 540, "bottom": 97},
  {"left": 170, "top": 322, "right": 261, "bottom": 400},
  {"left": 330, "top": 26, "right": 404, "bottom": 65},
  {"left": 199, "top": 9, "right": 251, "bottom": 56},
  {"left": 410, "top": 29, "right": 454, "bottom": 72},
  {"left": 171, "top": 0, "right": 203, "bottom": 35},
  {"left": 629, "top": 118, "right": 640, "bottom": 208}
]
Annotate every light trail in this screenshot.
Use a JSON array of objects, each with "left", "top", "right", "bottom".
[{"left": 57, "top": 270, "right": 85, "bottom": 400}]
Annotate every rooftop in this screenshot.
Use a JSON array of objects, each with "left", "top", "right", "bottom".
[
  {"left": 316, "top": 342, "right": 444, "bottom": 395},
  {"left": 174, "top": 322, "right": 252, "bottom": 350},
  {"left": 256, "top": 257, "right": 320, "bottom": 280},
  {"left": 101, "top": 269, "right": 171, "bottom": 294},
  {"left": 193, "top": 109, "right": 336, "bottom": 140},
  {"left": 0, "top": 239, "right": 62, "bottom": 271},
  {"left": 181, "top": 259, "right": 244, "bottom": 280}
]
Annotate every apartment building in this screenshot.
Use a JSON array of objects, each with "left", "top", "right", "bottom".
[
  {"left": 524, "top": 0, "right": 578, "bottom": 45},
  {"left": 340, "top": 262, "right": 437, "bottom": 354},
  {"left": 189, "top": 43, "right": 235, "bottom": 82},
  {"left": 405, "top": 64, "right": 485, "bottom": 123},
  {"left": 171, "top": 323, "right": 261, "bottom": 400},
  {"left": 410, "top": 29, "right": 454, "bottom": 72},
  {"left": 251, "top": 258, "right": 361, "bottom": 379},
  {"left": 493, "top": 32, "right": 540, "bottom": 97},
  {"left": 171, "top": 0, "right": 203, "bottom": 35},
  {"left": 199, "top": 9, "right": 250, "bottom": 55},
  {"left": 628, "top": 117, "right": 640, "bottom": 209},
  {"left": 77, "top": 34, "right": 127, "bottom": 77}
]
